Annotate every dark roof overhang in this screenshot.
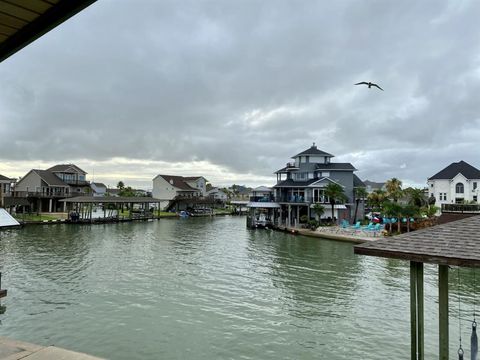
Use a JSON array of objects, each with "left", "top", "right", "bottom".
[{"left": 0, "top": 0, "right": 96, "bottom": 63}]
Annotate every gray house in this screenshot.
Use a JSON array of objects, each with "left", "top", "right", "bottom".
[{"left": 274, "top": 144, "right": 364, "bottom": 226}]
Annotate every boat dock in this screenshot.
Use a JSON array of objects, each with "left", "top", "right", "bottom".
[{"left": 0, "top": 337, "right": 103, "bottom": 360}]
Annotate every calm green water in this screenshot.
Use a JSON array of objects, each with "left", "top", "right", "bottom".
[{"left": 0, "top": 216, "right": 477, "bottom": 359}]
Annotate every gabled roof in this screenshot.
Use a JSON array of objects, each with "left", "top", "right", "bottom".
[
  {"left": 292, "top": 144, "right": 334, "bottom": 159},
  {"left": 183, "top": 176, "right": 207, "bottom": 181},
  {"left": 33, "top": 169, "right": 68, "bottom": 186},
  {"left": 91, "top": 182, "right": 107, "bottom": 188},
  {"left": 364, "top": 180, "right": 385, "bottom": 188},
  {"left": 154, "top": 175, "right": 197, "bottom": 191},
  {"left": 353, "top": 174, "right": 366, "bottom": 187},
  {"left": 428, "top": 161, "right": 480, "bottom": 180},
  {"left": 0, "top": 174, "right": 12, "bottom": 181},
  {"left": 47, "top": 164, "right": 87, "bottom": 174}
]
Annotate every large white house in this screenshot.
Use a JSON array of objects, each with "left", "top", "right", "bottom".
[
  {"left": 427, "top": 160, "right": 480, "bottom": 205},
  {"left": 152, "top": 175, "right": 203, "bottom": 210}
]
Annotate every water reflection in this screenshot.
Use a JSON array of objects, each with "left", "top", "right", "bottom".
[{"left": 0, "top": 217, "right": 477, "bottom": 359}]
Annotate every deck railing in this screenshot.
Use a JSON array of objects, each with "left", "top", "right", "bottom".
[{"left": 441, "top": 203, "right": 480, "bottom": 213}]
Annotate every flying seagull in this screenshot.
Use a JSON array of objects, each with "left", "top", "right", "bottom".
[{"left": 355, "top": 82, "right": 384, "bottom": 91}]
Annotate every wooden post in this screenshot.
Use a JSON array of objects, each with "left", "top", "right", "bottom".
[
  {"left": 439, "top": 265, "right": 449, "bottom": 360},
  {"left": 411, "top": 261, "right": 425, "bottom": 360},
  {"left": 411, "top": 262, "right": 418, "bottom": 360}
]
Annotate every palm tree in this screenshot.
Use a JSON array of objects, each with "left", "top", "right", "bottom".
[
  {"left": 367, "top": 189, "right": 386, "bottom": 212},
  {"left": 312, "top": 203, "right": 325, "bottom": 221},
  {"left": 383, "top": 201, "right": 403, "bottom": 234},
  {"left": 353, "top": 187, "right": 368, "bottom": 223},
  {"left": 117, "top": 181, "right": 125, "bottom": 190},
  {"left": 324, "top": 183, "right": 347, "bottom": 224},
  {"left": 404, "top": 187, "right": 426, "bottom": 208},
  {"left": 385, "top": 178, "right": 403, "bottom": 202}
]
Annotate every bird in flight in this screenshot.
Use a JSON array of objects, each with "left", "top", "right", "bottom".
[{"left": 355, "top": 82, "right": 384, "bottom": 91}]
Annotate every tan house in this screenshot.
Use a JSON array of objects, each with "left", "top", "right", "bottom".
[
  {"left": 152, "top": 175, "right": 205, "bottom": 210},
  {"left": 14, "top": 164, "right": 90, "bottom": 212}
]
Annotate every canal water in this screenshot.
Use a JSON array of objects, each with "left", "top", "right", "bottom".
[{"left": 0, "top": 216, "right": 477, "bottom": 359}]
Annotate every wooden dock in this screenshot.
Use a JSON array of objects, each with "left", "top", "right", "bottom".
[{"left": 0, "top": 337, "right": 104, "bottom": 360}]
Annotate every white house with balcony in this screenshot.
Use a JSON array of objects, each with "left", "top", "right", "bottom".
[{"left": 427, "top": 160, "right": 480, "bottom": 206}]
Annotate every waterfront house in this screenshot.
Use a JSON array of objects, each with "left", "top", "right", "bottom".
[
  {"left": 427, "top": 160, "right": 480, "bottom": 205},
  {"left": 91, "top": 182, "right": 107, "bottom": 197},
  {"left": 183, "top": 176, "right": 208, "bottom": 196},
  {"left": 152, "top": 174, "right": 203, "bottom": 210},
  {"left": 363, "top": 180, "right": 386, "bottom": 194},
  {"left": 274, "top": 144, "right": 363, "bottom": 226},
  {"left": 0, "top": 174, "right": 15, "bottom": 208},
  {"left": 13, "top": 164, "right": 91, "bottom": 212},
  {"left": 207, "top": 187, "right": 228, "bottom": 202}
]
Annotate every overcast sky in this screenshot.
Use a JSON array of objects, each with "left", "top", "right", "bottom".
[{"left": 1, "top": 0, "right": 480, "bottom": 189}]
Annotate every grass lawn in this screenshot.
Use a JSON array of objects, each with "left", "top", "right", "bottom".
[{"left": 13, "top": 213, "right": 65, "bottom": 222}]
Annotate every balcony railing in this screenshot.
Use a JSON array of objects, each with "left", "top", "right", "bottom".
[
  {"left": 12, "top": 191, "right": 87, "bottom": 199},
  {"left": 249, "top": 196, "right": 275, "bottom": 202},
  {"left": 441, "top": 204, "right": 480, "bottom": 213}
]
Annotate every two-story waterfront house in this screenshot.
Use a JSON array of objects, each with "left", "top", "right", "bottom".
[
  {"left": 13, "top": 164, "right": 90, "bottom": 212},
  {"left": 427, "top": 160, "right": 480, "bottom": 206},
  {"left": 152, "top": 175, "right": 203, "bottom": 210},
  {"left": 274, "top": 144, "right": 363, "bottom": 226}
]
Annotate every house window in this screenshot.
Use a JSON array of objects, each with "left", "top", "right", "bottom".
[
  {"left": 474, "top": 196, "right": 478, "bottom": 202},
  {"left": 430, "top": 183, "right": 434, "bottom": 187},
  {"left": 474, "top": 182, "right": 478, "bottom": 190},
  {"left": 321, "top": 171, "right": 330, "bottom": 177},
  {"left": 439, "top": 193, "right": 447, "bottom": 201},
  {"left": 456, "top": 183, "right": 464, "bottom": 193}
]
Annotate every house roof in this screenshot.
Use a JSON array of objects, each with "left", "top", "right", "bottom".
[
  {"left": 315, "top": 163, "right": 356, "bottom": 171},
  {"left": 0, "top": 0, "right": 96, "bottom": 63},
  {"left": 274, "top": 179, "right": 318, "bottom": 188},
  {"left": 364, "top": 180, "right": 385, "bottom": 188},
  {"left": 33, "top": 169, "right": 68, "bottom": 186},
  {"left": 275, "top": 162, "right": 356, "bottom": 174},
  {"left": 0, "top": 174, "right": 12, "bottom": 181},
  {"left": 354, "top": 215, "right": 480, "bottom": 267},
  {"left": 155, "top": 175, "right": 197, "bottom": 191},
  {"left": 292, "top": 144, "right": 334, "bottom": 158},
  {"left": 353, "top": 174, "right": 366, "bottom": 187},
  {"left": 253, "top": 186, "right": 273, "bottom": 192},
  {"left": 47, "top": 164, "right": 87, "bottom": 174},
  {"left": 183, "top": 176, "right": 206, "bottom": 181},
  {"left": 428, "top": 161, "right": 480, "bottom": 180},
  {"left": 91, "top": 182, "right": 107, "bottom": 188}
]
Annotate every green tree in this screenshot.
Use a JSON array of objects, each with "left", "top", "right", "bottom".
[
  {"left": 119, "top": 186, "right": 136, "bottom": 197},
  {"left": 367, "top": 189, "right": 386, "bottom": 212},
  {"left": 353, "top": 187, "right": 368, "bottom": 223},
  {"left": 312, "top": 203, "right": 325, "bottom": 221},
  {"left": 404, "top": 187, "right": 426, "bottom": 208},
  {"left": 324, "top": 183, "right": 347, "bottom": 224},
  {"left": 385, "top": 178, "right": 403, "bottom": 202},
  {"left": 383, "top": 201, "right": 403, "bottom": 234},
  {"left": 117, "top": 181, "right": 125, "bottom": 190},
  {"left": 402, "top": 204, "right": 419, "bottom": 232}
]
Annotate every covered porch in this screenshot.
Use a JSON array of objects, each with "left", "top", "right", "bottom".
[{"left": 354, "top": 215, "right": 480, "bottom": 359}]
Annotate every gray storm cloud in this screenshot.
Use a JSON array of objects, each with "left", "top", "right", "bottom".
[{"left": 1, "top": 0, "right": 480, "bottom": 187}]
